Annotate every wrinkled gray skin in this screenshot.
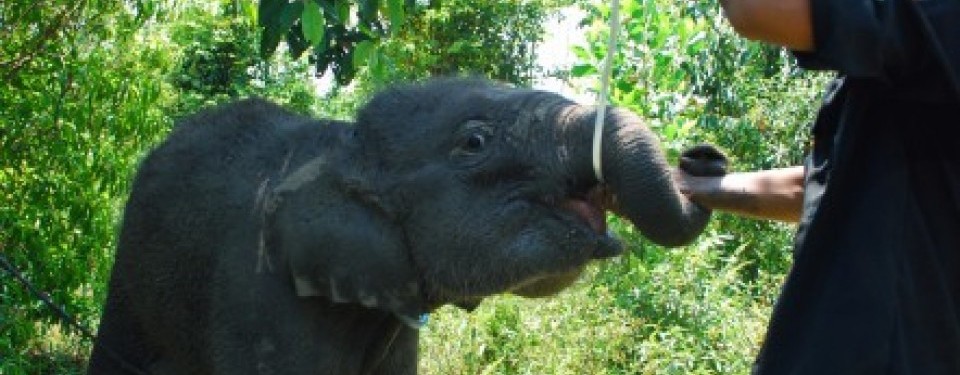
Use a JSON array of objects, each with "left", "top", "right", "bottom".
[{"left": 88, "top": 78, "right": 725, "bottom": 375}]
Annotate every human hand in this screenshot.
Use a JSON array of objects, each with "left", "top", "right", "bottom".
[{"left": 674, "top": 168, "right": 723, "bottom": 201}]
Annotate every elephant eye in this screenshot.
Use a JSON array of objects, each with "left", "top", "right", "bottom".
[
  {"left": 453, "top": 121, "right": 493, "bottom": 159},
  {"left": 454, "top": 129, "right": 491, "bottom": 157},
  {"left": 463, "top": 133, "right": 487, "bottom": 152}
]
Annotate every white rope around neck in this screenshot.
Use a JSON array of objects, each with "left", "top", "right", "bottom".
[{"left": 592, "top": 0, "right": 621, "bottom": 183}]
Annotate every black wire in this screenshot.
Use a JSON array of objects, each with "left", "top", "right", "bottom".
[
  {"left": 0, "top": 252, "right": 149, "bottom": 375},
  {"left": 0, "top": 253, "right": 99, "bottom": 340}
]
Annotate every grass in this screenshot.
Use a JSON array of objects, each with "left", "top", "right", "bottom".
[
  {"left": 419, "top": 217, "right": 792, "bottom": 374},
  {"left": 0, "top": 323, "right": 88, "bottom": 375},
  {"left": 419, "top": 274, "right": 641, "bottom": 374}
]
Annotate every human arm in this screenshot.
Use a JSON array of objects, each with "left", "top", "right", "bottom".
[
  {"left": 675, "top": 166, "right": 805, "bottom": 223},
  {"left": 719, "top": 0, "right": 814, "bottom": 51}
]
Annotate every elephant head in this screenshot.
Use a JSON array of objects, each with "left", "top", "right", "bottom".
[{"left": 269, "top": 78, "right": 726, "bottom": 324}]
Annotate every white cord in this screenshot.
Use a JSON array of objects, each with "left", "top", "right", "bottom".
[{"left": 592, "top": 0, "right": 620, "bottom": 183}]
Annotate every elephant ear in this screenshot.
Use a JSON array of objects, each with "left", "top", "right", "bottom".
[{"left": 266, "top": 157, "right": 427, "bottom": 327}]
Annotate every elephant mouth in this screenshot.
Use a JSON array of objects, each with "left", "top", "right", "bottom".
[
  {"left": 557, "top": 185, "right": 622, "bottom": 258},
  {"left": 560, "top": 197, "right": 606, "bottom": 234}
]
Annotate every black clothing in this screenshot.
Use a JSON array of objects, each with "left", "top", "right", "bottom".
[{"left": 752, "top": 0, "right": 960, "bottom": 373}]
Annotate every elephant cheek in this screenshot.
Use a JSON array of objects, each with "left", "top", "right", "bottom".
[{"left": 510, "top": 267, "right": 585, "bottom": 298}]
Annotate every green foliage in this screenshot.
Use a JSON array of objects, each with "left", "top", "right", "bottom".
[
  {"left": 377, "top": 0, "right": 566, "bottom": 86},
  {"left": 310, "top": 0, "right": 567, "bottom": 123},
  {"left": 258, "top": 0, "right": 414, "bottom": 85},
  {"left": 0, "top": 1, "right": 316, "bottom": 372},
  {"left": 259, "top": 0, "right": 565, "bottom": 86},
  {"left": 169, "top": 0, "right": 316, "bottom": 117},
  {"left": 0, "top": 2, "right": 174, "bottom": 373},
  {"left": 170, "top": 4, "right": 259, "bottom": 98},
  {"left": 420, "top": 225, "right": 780, "bottom": 374},
  {"left": 419, "top": 277, "right": 643, "bottom": 375}
]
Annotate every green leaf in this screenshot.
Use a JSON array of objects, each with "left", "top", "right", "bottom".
[
  {"left": 448, "top": 40, "right": 467, "bottom": 54},
  {"left": 369, "top": 50, "right": 386, "bottom": 81},
  {"left": 335, "top": 0, "right": 350, "bottom": 25},
  {"left": 241, "top": 0, "right": 258, "bottom": 25},
  {"left": 353, "top": 40, "right": 374, "bottom": 69},
  {"left": 302, "top": 0, "right": 325, "bottom": 47},
  {"left": 386, "top": 0, "right": 405, "bottom": 31},
  {"left": 358, "top": 0, "right": 379, "bottom": 24},
  {"left": 572, "top": 45, "right": 592, "bottom": 61},
  {"left": 570, "top": 64, "right": 597, "bottom": 78},
  {"left": 259, "top": 0, "right": 304, "bottom": 57},
  {"left": 257, "top": 0, "right": 283, "bottom": 27}
]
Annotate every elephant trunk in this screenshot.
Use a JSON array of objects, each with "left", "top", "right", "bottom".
[{"left": 555, "top": 104, "right": 712, "bottom": 247}]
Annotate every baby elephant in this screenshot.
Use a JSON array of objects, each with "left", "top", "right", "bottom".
[{"left": 88, "top": 78, "right": 725, "bottom": 374}]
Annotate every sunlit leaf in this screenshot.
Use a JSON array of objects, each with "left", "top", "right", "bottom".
[
  {"left": 302, "top": 0, "right": 325, "bottom": 47},
  {"left": 335, "top": 0, "right": 350, "bottom": 25},
  {"left": 386, "top": 0, "right": 406, "bottom": 31},
  {"left": 571, "top": 64, "right": 597, "bottom": 77},
  {"left": 353, "top": 39, "right": 374, "bottom": 69},
  {"left": 572, "top": 45, "right": 593, "bottom": 61},
  {"left": 241, "top": 0, "right": 258, "bottom": 25}
]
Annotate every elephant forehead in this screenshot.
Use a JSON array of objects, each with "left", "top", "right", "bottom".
[{"left": 469, "top": 86, "right": 511, "bottom": 101}]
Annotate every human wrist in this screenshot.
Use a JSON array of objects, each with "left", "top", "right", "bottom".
[{"left": 681, "top": 172, "right": 758, "bottom": 212}]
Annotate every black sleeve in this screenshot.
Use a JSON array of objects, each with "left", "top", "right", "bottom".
[
  {"left": 792, "top": 0, "right": 921, "bottom": 79},
  {"left": 912, "top": 0, "right": 960, "bottom": 101}
]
